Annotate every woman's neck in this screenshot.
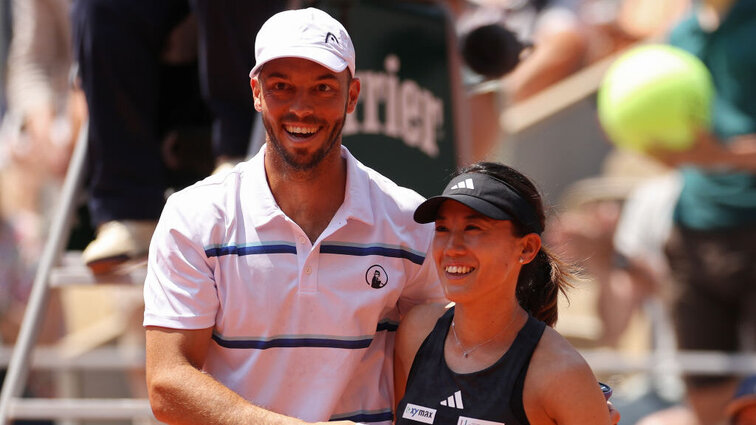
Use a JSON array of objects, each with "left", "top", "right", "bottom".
[{"left": 452, "top": 301, "right": 525, "bottom": 345}]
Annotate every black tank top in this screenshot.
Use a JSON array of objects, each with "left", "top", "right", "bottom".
[{"left": 396, "top": 307, "right": 546, "bottom": 425}]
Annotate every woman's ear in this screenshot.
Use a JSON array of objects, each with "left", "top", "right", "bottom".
[{"left": 519, "top": 233, "right": 542, "bottom": 264}]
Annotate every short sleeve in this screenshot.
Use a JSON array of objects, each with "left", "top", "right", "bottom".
[
  {"left": 143, "top": 194, "right": 219, "bottom": 330},
  {"left": 397, "top": 233, "right": 446, "bottom": 317}
]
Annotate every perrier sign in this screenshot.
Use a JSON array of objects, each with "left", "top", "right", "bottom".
[{"left": 319, "top": 0, "right": 462, "bottom": 198}]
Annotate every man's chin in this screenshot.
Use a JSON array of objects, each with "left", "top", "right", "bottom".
[{"left": 280, "top": 148, "right": 329, "bottom": 171}]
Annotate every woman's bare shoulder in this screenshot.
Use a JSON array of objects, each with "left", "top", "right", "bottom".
[
  {"left": 524, "top": 326, "right": 611, "bottom": 424},
  {"left": 530, "top": 326, "right": 593, "bottom": 380},
  {"left": 400, "top": 301, "right": 451, "bottom": 337}
]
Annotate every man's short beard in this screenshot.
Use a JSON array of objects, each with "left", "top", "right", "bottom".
[{"left": 263, "top": 108, "right": 348, "bottom": 172}]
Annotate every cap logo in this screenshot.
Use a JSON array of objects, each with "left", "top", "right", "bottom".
[
  {"left": 325, "top": 32, "right": 339, "bottom": 45},
  {"left": 450, "top": 178, "right": 475, "bottom": 191}
]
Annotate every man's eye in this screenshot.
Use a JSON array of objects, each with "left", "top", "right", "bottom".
[
  {"left": 272, "top": 82, "right": 288, "bottom": 90},
  {"left": 317, "top": 84, "right": 333, "bottom": 92},
  {"left": 434, "top": 225, "right": 448, "bottom": 233}
]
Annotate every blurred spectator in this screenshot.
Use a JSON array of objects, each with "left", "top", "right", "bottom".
[
  {"left": 0, "top": 0, "right": 85, "bottom": 263},
  {"left": 545, "top": 152, "right": 674, "bottom": 347},
  {"left": 637, "top": 405, "right": 698, "bottom": 425},
  {"left": 0, "top": 1, "right": 11, "bottom": 115},
  {"left": 0, "top": 3, "right": 78, "bottom": 419},
  {"left": 447, "top": 0, "right": 588, "bottom": 161},
  {"left": 580, "top": 0, "right": 690, "bottom": 61},
  {"left": 639, "top": 0, "right": 756, "bottom": 424},
  {"left": 449, "top": 0, "right": 691, "bottom": 161},
  {"left": 71, "top": 0, "right": 285, "bottom": 274},
  {"left": 451, "top": 0, "right": 589, "bottom": 101},
  {"left": 726, "top": 375, "right": 756, "bottom": 425},
  {"left": 638, "top": 375, "right": 756, "bottom": 425},
  {"left": 606, "top": 170, "right": 681, "bottom": 345},
  {"left": 0, "top": 218, "right": 33, "bottom": 344},
  {"left": 499, "top": 0, "right": 588, "bottom": 103}
]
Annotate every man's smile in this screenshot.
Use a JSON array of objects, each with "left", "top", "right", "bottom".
[{"left": 283, "top": 124, "right": 321, "bottom": 141}]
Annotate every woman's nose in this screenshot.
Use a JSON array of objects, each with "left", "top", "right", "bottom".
[{"left": 443, "top": 230, "right": 467, "bottom": 254}]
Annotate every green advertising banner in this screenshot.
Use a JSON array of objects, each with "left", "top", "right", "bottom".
[{"left": 317, "top": 0, "right": 462, "bottom": 197}]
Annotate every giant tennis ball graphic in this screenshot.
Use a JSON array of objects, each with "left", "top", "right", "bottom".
[{"left": 597, "top": 44, "right": 715, "bottom": 153}]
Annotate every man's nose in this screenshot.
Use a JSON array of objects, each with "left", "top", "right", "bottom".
[{"left": 288, "top": 91, "right": 315, "bottom": 117}]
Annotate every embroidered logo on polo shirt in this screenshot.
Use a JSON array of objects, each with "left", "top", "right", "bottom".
[
  {"left": 366, "top": 264, "right": 388, "bottom": 288},
  {"left": 402, "top": 403, "right": 436, "bottom": 424}
]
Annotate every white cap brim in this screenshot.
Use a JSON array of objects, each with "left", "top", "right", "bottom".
[{"left": 249, "top": 45, "right": 351, "bottom": 78}]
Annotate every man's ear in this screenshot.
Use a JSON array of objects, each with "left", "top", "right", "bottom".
[
  {"left": 347, "top": 76, "right": 360, "bottom": 114},
  {"left": 251, "top": 77, "right": 262, "bottom": 112},
  {"left": 519, "top": 233, "right": 542, "bottom": 264}
]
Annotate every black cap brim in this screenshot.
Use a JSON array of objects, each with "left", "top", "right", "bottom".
[{"left": 413, "top": 194, "right": 515, "bottom": 223}]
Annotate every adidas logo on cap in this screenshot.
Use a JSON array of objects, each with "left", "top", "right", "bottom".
[{"left": 450, "top": 178, "right": 474, "bottom": 191}]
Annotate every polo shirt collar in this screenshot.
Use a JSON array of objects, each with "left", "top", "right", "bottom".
[
  {"left": 341, "top": 145, "right": 375, "bottom": 227},
  {"left": 245, "top": 144, "right": 375, "bottom": 227}
]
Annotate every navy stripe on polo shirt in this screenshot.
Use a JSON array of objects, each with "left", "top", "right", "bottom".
[
  {"left": 320, "top": 242, "right": 425, "bottom": 265},
  {"left": 205, "top": 242, "right": 297, "bottom": 257},
  {"left": 212, "top": 334, "right": 373, "bottom": 349},
  {"left": 212, "top": 319, "right": 400, "bottom": 350},
  {"left": 205, "top": 241, "right": 426, "bottom": 265},
  {"left": 330, "top": 409, "right": 394, "bottom": 423}
]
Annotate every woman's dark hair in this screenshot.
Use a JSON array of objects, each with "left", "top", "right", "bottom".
[{"left": 457, "top": 162, "right": 574, "bottom": 326}]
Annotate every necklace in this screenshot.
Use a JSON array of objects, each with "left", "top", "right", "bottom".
[{"left": 450, "top": 312, "right": 520, "bottom": 358}]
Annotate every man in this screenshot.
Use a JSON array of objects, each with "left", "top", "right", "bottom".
[
  {"left": 143, "top": 8, "right": 444, "bottom": 424},
  {"left": 637, "top": 1, "right": 756, "bottom": 424}
]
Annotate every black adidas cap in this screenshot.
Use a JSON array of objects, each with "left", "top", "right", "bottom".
[{"left": 413, "top": 172, "right": 543, "bottom": 234}]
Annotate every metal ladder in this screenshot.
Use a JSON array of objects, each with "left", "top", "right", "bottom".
[{"left": 0, "top": 120, "right": 154, "bottom": 424}]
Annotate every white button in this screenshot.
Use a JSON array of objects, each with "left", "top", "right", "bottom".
[
  {"left": 305, "top": 266, "right": 312, "bottom": 275},
  {"left": 298, "top": 236, "right": 306, "bottom": 244}
]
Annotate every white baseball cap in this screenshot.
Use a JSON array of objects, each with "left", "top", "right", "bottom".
[{"left": 249, "top": 7, "right": 356, "bottom": 78}]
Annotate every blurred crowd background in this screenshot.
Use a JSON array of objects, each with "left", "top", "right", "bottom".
[{"left": 0, "top": 0, "right": 753, "bottom": 424}]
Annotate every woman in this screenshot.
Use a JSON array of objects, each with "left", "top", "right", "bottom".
[{"left": 394, "top": 162, "right": 617, "bottom": 425}]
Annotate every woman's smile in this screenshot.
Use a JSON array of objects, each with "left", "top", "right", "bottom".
[{"left": 443, "top": 264, "right": 475, "bottom": 279}]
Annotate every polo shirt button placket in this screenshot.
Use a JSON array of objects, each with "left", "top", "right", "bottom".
[
  {"left": 300, "top": 260, "right": 318, "bottom": 293},
  {"left": 297, "top": 232, "right": 318, "bottom": 293}
]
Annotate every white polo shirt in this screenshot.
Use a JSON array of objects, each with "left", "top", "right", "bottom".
[{"left": 144, "top": 145, "right": 444, "bottom": 424}]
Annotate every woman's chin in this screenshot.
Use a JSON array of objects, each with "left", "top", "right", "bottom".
[{"left": 442, "top": 284, "right": 474, "bottom": 304}]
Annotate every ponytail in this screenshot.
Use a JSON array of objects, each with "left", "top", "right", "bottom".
[{"left": 515, "top": 246, "right": 575, "bottom": 327}]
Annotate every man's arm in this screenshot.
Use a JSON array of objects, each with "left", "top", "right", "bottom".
[
  {"left": 145, "top": 326, "right": 349, "bottom": 425},
  {"left": 651, "top": 131, "right": 756, "bottom": 172}
]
